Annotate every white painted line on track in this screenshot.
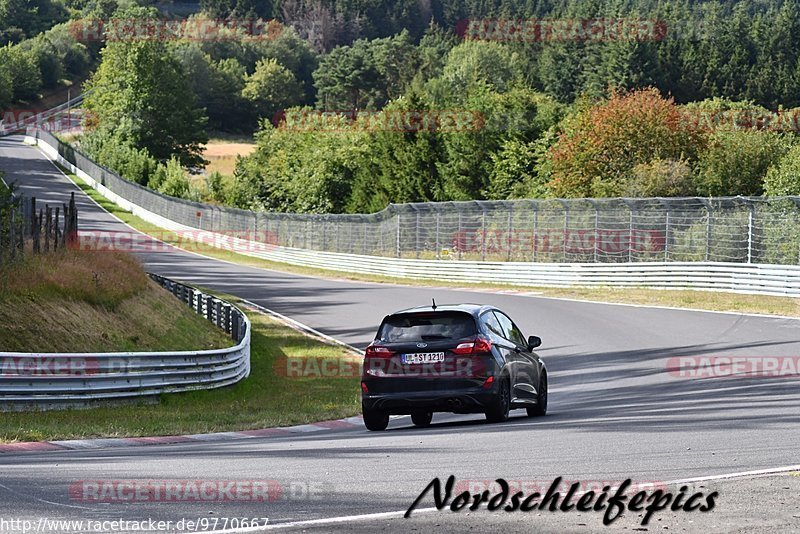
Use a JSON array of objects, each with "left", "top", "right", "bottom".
[
  {"left": 238, "top": 298, "right": 362, "bottom": 355},
  {"left": 199, "top": 464, "right": 800, "bottom": 532}
]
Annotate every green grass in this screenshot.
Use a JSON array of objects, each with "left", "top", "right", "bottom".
[
  {"left": 0, "top": 309, "right": 361, "bottom": 442},
  {"left": 63, "top": 166, "right": 800, "bottom": 318}
]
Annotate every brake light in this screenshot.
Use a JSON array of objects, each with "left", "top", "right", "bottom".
[
  {"left": 451, "top": 337, "right": 492, "bottom": 355},
  {"left": 482, "top": 376, "right": 494, "bottom": 389},
  {"left": 365, "top": 345, "right": 394, "bottom": 358}
]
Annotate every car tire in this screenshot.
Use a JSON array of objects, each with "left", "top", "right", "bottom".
[
  {"left": 527, "top": 371, "right": 548, "bottom": 417},
  {"left": 363, "top": 408, "right": 389, "bottom": 431},
  {"left": 485, "top": 376, "right": 511, "bottom": 423},
  {"left": 411, "top": 410, "right": 433, "bottom": 427}
]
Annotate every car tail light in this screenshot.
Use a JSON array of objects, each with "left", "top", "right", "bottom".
[
  {"left": 482, "top": 376, "right": 494, "bottom": 389},
  {"left": 452, "top": 337, "right": 492, "bottom": 355},
  {"left": 365, "top": 345, "right": 394, "bottom": 358},
  {"left": 361, "top": 381, "right": 368, "bottom": 393}
]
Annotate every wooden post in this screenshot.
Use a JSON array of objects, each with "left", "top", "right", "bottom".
[
  {"left": 33, "top": 209, "right": 42, "bottom": 254},
  {"left": 44, "top": 206, "right": 51, "bottom": 252},
  {"left": 53, "top": 206, "right": 60, "bottom": 251}
]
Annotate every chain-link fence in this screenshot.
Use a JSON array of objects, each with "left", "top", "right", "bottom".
[{"left": 36, "top": 129, "right": 800, "bottom": 265}]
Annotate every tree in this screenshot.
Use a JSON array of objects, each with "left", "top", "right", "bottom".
[
  {"left": 0, "top": 44, "right": 42, "bottom": 101},
  {"left": 242, "top": 58, "right": 301, "bottom": 118},
  {"left": 764, "top": 143, "right": 800, "bottom": 196},
  {"left": 545, "top": 88, "right": 704, "bottom": 198},
  {"left": 313, "top": 32, "right": 417, "bottom": 111},
  {"left": 83, "top": 10, "right": 208, "bottom": 167}
]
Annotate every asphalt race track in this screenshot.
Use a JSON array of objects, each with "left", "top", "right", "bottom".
[{"left": 2, "top": 136, "right": 800, "bottom": 532}]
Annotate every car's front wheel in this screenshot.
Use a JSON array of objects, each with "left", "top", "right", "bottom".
[
  {"left": 411, "top": 410, "right": 433, "bottom": 427},
  {"left": 527, "top": 371, "right": 548, "bottom": 417},
  {"left": 363, "top": 407, "right": 389, "bottom": 431},
  {"left": 485, "top": 376, "right": 511, "bottom": 423}
]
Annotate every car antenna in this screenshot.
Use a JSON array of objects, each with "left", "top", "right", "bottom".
[{"left": 431, "top": 298, "right": 437, "bottom": 310}]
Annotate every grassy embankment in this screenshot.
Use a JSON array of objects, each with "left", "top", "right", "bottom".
[{"left": 0, "top": 245, "right": 360, "bottom": 442}]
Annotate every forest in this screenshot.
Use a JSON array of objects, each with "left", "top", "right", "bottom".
[{"left": 4, "top": 0, "right": 800, "bottom": 213}]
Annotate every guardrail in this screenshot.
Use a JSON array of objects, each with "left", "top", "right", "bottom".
[
  {"left": 27, "top": 130, "right": 800, "bottom": 298},
  {"left": 0, "top": 275, "right": 250, "bottom": 411}
]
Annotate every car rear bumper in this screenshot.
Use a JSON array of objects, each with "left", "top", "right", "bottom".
[{"left": 361, "top": 381, "right": 498, "bottom": 414}]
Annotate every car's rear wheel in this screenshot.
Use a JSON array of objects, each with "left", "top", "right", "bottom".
[
  {"left": 527, "top": 371, "right": 548, "bottom": 417},
  {"left": 485, "top": 376, "right": 511, "bottom": 423},
  {"left": 411, "top": 410, "right": 433, "bottom": 427},
  {"left": 363, "top": 407, "right": 389, "bottom": 431}
]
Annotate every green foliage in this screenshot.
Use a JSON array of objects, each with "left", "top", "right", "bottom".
[
  {"left": 313, "top": 31, "right": 417, "bottom": 111},
  {"left": 764, "top": 143, "right": 800, "bottom": 196},
  {"left": 627, "top": 158, "right": 695, "bottom": 197},
  {"left": 242, "top": 58, "right": 301, "bottom": 118},
  {"left": 157, "top": 157, "right": 193, "bottom": 199},
  {"left": 233, "top": 118, "right": 367, "bottom": 213},
  {"left": 0, "top": 44, "right": 43, "bottom": 101},
  {"left": 83, "top": 9, "right": 208, "bottom": 167},
  {"left": 693, "top": 130, "right": 789, "bottom": 197},
  {"left": 81, "top": 124, "right": 161, "bottom": 186}
]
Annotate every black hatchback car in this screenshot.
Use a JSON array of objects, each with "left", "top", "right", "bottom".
[{"left": 360, "top": 304, "right": 547, "bottom": 431}]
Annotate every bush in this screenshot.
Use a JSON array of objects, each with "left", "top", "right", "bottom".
[
  {"left": 157, "top": 157, "right": 193, "bottom": 199},
  {"left": 627, "top": 158, "right": 695, "bottom": 197},
  {"left": 692, "top": 130, "right": 789, "bottom": 197},
  {"left": 764, "top": 143, "right": 800, "bottom": 196}
]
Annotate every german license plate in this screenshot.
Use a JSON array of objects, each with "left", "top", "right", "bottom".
[{"left": 402, "top": 352, "right": 445, "bottom": 364}]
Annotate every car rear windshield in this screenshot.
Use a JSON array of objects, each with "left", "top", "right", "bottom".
[{"left": 378, "top": 312, "right": 477, "bottom": 343}]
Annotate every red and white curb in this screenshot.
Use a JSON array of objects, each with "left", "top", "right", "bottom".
[{"left": 0, "top": 416, "right": 365, "bottom": 455}]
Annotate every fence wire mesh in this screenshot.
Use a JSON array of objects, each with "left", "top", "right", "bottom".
[{"left": 37, "top": 129, "right": 800, "bottom": 265}]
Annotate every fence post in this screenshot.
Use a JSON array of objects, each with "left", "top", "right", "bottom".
[
  {"left": 435, "top": 209, "right": 441, "bottom": 260},
  {"left": 746, "top": 200, "right": 754, "bottom": 264},
  {"left": 532, "top": 201, "right": 538, "bottom": 263},
  {"left": 507, "top": 204, "right": 513, "bottom": 261},
  {"left": 34, "top": 209, "right": 42, "bottom": 254},
  {"left": 560, "top": 200, "right": 569, "bottom": 262},
  {"left": 231, "top": 311, "right": 240, "bottom": 341},
  {"left": 223, "top": 304, "right": 231, "bottom": 334},
  {"left": 481, "top": 207, "right": 487, "bottom": 262},
  {"left": 205, "top": 296, "right": 213, "bottom": 321},
  {"left": 457, "top": 211, "right": 462, "bottom": 261},
  {"left": 414, "top": 208, "right": 421, "bottom": 259},
  {"left": 628, "top": 205, "right": 634, "bottom": 263},
  {"left": 396, "top": 212, "right": 401, "bottom": 258},
  {"left": 53, "top": 207, "right": 60, "bottom": 251},
  {"left": 664, "top": 205, "right": 670, "bottom": 261},
  {"left": 703, "top": 200, "right": 713, "bottom": 261},
  {"left": 362, "top": 217, "right": 367, "bottom": 255},
  {"left": 215, "top": 300, "right": 222, "bottom": 329},
  {"left": 589, "top": 200, "right": 600, "bottom": 263},
  {"left": 46, "top": 206, "right": 53, "bottom": 252}
]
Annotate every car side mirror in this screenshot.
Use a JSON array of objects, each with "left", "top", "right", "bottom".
[{"left": 527, "top": 335, "right": 542, "bottom": 350}]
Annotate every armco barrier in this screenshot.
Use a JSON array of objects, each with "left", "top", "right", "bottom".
[
  {"left": 0, "top": 274, "right": 250, "bottom": 410},
  {"left": 28, "top": 132, "right": 800, "bottom": 298}
]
